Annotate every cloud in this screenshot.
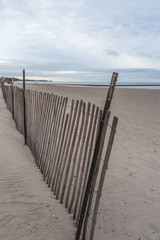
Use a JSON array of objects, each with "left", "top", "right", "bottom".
[
  {"left": 0, "top": 58, "right": 11, "bottom": 63},
  {"left": 104, "top": 50, "right": 119, "bottom": 56},
  {"left": 0, "top": 0, "right": 160, "bottom": 81},
  {"left": 137, "top": 52, "right": 160, "bottom": 59}
]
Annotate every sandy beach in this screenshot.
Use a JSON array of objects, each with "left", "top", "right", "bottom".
[
  {"left": 0, "top": 89, "right": 75, "bottom": 240},
  {"left": 1, "top": 83, "right": 160, "bottom": 240}
]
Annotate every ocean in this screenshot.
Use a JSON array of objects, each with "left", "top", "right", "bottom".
[
  {"left": 16, "top": 69, "right": 160, "bottom": 89},
  {"left": 23, "top": 80, "right": 160, "bottom": 89}
]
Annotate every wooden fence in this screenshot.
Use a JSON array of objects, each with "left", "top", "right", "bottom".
[{"left": 1, "top": 79, "right": 118, "bottom": 240}]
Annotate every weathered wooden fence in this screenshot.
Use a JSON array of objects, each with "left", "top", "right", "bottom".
[{"left": 1, "top": 78, "right": 118, "bottom": 240}]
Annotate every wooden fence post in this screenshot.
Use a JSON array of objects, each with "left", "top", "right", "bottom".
[
  {"left": 11, "top": 78, "right": 14, "bottom": 119},
  {"left": 90, "top": 116, "right": 118, "bottom": 240},
  {"left": 75, "top": 72, "right": 118, "bottom": 240},
  {"left": 23, "top": 69, "right": 27, "bottom": 145}
]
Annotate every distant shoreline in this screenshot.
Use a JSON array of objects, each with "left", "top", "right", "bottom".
[
  {"left": 15, "top": 80, "right": 160, "bottom": 89},
  {"left": 15, "top": 80, "right": 160, "bottom": 86}
]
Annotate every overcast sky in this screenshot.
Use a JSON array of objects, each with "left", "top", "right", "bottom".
[{"left": 0, "top": 0, "right": 160, "bottom": 82}]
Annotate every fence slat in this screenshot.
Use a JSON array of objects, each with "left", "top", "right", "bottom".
[
  {"left": 34, "top": 91, "right": 40, "bottom": 160},
  {"left": 90, "top": 116, "right": 118, "bottom": 240}
]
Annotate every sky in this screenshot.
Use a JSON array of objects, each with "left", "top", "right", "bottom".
[{"left": 0, "top": 0, "right": 160, "bottom": 83}]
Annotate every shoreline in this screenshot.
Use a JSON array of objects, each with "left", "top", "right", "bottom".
[{"left": 15, "top": 81, "right": 160, "bottom": 88}]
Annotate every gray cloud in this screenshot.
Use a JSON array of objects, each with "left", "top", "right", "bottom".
[
  {"left": 137, "top": 52, "right": 160, "bottom": 59},
  {"left": 104, "top": 50, "right": 119, "bottom": 56}
]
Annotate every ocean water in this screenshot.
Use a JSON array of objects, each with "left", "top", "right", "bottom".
[
  {"left": 24, "top": 80, "right": 160, "bottom": 89},
  {"left": 17, "top": 69, "right": 160, "bottom": 89}
]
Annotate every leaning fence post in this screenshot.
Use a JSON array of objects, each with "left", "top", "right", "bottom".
[
  {"left": 23, "top": 69, "right": 27, "bottom": 145},
  {"left": 75, "top": 72, "right": 118, "bottom": 240},
  {"left": 11, "top": 78, "right": 14, "bottom": 119},
  {"left": 90, "top": 116, "right": 118, "bottom": 240}
]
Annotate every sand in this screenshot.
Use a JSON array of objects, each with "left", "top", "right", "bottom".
[
  {"left": 1, "top": 83, "right": 160, "bottom": 240},
  {"left": 0, "top": 89, "right": 75, "bottom": 240}
]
